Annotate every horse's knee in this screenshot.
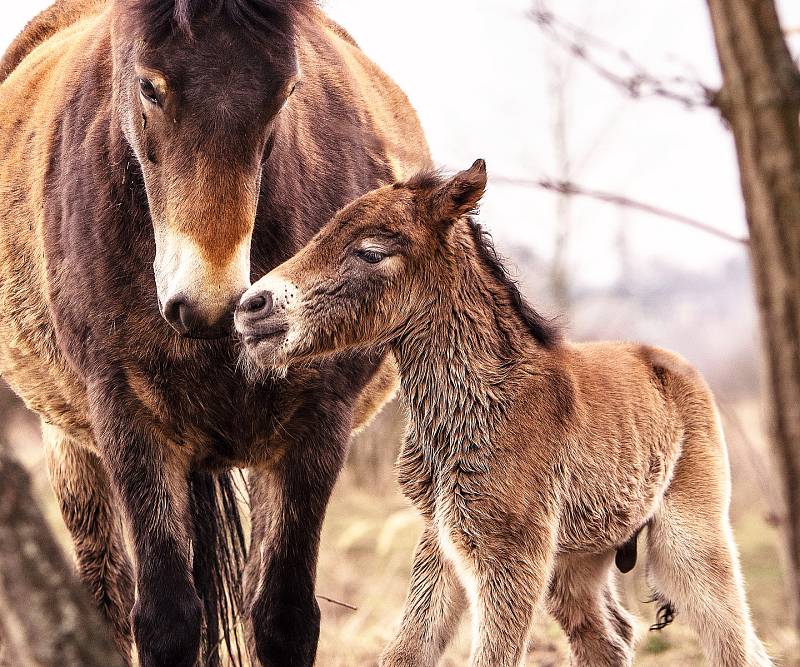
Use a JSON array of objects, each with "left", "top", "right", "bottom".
[
  {"left": 551, "top": 599, "right": 631, "bottom": 667},
  {"left": 380, "top": 643, "right": 427, "bottom": 667},
  {"left": 132, "top": 587, "right": 202, "bottom": 667},
  {"left": 568, "top": 626, "right": 631, "bottom": 667},
  {"left": 251, "top": 592, "right": 320, "bottom": 667}
]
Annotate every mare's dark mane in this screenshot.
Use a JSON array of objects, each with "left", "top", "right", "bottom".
[{"left": 124, "top": 0, "right": 314, "bottom": 41}]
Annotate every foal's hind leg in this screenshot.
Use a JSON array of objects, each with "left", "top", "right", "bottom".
[
  {"left": 43, "top": 423, "right": 134, "bottom": 660},
  {"left": 380, "top": 523, "right": 468, "bottom": 667},
  {"left": 547, "top": 552, "right": 633, "bottom": 667},
  {"left": 603, "top": 576, "right": 635, "bottom": 649},
  {"left": 646, "top": 420, "right": 771, "bottom": 666}
]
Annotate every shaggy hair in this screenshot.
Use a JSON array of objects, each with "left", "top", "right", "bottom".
[
  {"left": 404, "top": 170, "right": 561, "bottom": 348},
  {"left": 465, "top": 217, "right": 561, "bottom": 348},
  {"left": 122, "top": 0, "right": 315, "bottom": 41}
]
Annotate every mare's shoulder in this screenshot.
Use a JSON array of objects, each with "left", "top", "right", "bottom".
[{"left": 1, "top": 0, "right": 103, "bottom": 82}]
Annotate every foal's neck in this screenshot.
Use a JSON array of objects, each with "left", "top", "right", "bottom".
[{"left": 391, "top": 222, "right": 544, "bottom": 456}]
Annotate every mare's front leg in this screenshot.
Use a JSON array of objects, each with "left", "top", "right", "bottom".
[
  {"left": 380, "top": 522, "right": 468, "bottom": 667},
  {"left": 90, "top": 381, "right": 201, "bottom": 667},
  {"left": 246, "top": 404, "right": 351, "bottom": 667},
  {"left": 43, "top": 424, "right": 135, "bottom": 659}
]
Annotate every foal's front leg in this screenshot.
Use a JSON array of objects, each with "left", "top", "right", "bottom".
[
  {"left": 380, "top": 522, "right": 468, "bottom": 667},
  {"left": 91, "top": 385, "right": 200, "bottom": 667},
  {"left": 467, "top": 523, "right": 557, "bottom": 667}
]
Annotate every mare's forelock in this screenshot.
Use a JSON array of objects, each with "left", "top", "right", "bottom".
[{"left": 120, "top": 0, "right": 314, "bottom": 42}]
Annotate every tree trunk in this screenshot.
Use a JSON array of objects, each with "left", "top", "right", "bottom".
[
  {"left": 0, "top": 443, "right": 124, "bottom": 666},
  {"left": 706, "top": 0, "right": 800, "bottom": 631}
]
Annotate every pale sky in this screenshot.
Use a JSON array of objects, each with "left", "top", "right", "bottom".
[{"left": 3, "top": 1, "right": 798, "bottom": 288}]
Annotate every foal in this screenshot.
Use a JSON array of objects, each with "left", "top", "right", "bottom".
[{"left": 235, "top": 160, "right": 771, "bottom": 667}]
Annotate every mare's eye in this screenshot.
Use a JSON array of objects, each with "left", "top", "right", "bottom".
[
  {"left": 139, "top": 78, "right": 160, "bottom": 105},
  {"left": 356, "top": 248, "right": 387, "bottom": 264}
]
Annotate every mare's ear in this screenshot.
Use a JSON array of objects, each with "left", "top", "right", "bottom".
[{"left": 431, "top": 159, "right": 487, "bottom": 224}]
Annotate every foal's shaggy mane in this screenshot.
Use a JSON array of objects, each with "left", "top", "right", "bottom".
[
  {"left": 405, "top": 170, "right": 561, "bottom": 348},
  {"left": 123, "top": 0, "right": 314, "bottom": 41},
  {"left": 465, "top": 217, "right": 562, "bottom": 348}
]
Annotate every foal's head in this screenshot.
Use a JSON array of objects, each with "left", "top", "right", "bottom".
[
  {"left": 112, "top": 0, "right": 309, "bottom": 338},
  {"left": 234, "top": 160, "right": 489, "bottom": 370}
]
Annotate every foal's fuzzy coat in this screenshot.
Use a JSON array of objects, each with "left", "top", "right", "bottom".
[{"left": 236, "top": 161, "right": 771, "bottom": 666}]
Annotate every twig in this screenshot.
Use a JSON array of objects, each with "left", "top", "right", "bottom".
[
  {"left": 316, "top": 594, "right": 358, "bottom": 611},
  {"left": 490, "top": 174, "right": 749, "bottom": 246},
  {"left": 530, "top": 2, "right": 716, "bottom": 109}
]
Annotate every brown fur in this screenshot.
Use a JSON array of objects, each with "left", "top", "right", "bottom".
[
  {"left": 237, "top": 161, "right": 771, "bottom": 667},
  {"left": 0, "top": 1, "right": 429, "bottom": 664}
]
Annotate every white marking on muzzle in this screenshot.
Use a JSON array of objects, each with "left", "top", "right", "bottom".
[{"left": 155, "top": 229, "right": 252, "bottom": 323}]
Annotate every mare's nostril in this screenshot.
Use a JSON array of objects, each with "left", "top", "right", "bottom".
[
  {"left": 162, "top": 296, "right": 200, "bottom": 335},
  {"left": 177, "top": 302, "right": 197, "bottom": 331},
  {"left": 162, "top": 297, "right": 188, "bottom": 334}
]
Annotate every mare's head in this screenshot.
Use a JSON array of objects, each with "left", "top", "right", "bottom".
[
  {"left": 111, "top": 0, "right": 309, "bottom": 338},
  {"left": 233, "top": 159, "right": 490, "bottom": 371}
]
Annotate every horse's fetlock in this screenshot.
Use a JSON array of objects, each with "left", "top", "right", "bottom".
[
  {"left": 133, "top": 589, "right": 202, "bottom": 667},
  {"left": 252, "top": 595, "right": 320, "bottom": 667}
]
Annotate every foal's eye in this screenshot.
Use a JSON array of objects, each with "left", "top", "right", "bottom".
[
  {"left": 356, "top": 248, "right": 386, "bottom": 264},
  {"left": 139, "top": 78, "right": 160, "bottom": 105}
]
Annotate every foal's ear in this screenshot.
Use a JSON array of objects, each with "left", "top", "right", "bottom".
[{"left": 431, "top": 159, "right": 487, "bottom": 223}]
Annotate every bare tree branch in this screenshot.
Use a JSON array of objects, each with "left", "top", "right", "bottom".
[
  {"left": 530, "top": 2, "right": 717, "bottom": 109},
  {"left": 490, "top": 174, "right": 749, "bottom": 246}
]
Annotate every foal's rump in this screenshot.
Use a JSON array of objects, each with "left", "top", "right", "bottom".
[{"left": 554, "top": 341, "right": 724, "bottom": 554}]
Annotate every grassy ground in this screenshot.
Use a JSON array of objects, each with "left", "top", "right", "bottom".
[
  {"left": 14, "top": 397, "right": 799, "bottom": 666},
  {"left": 316, "top": 480, "right": 798, "bottom": 666}
]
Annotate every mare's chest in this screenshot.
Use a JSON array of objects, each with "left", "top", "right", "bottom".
[{"left": 118, "top": 349, "right": 332, "bottom": 468}]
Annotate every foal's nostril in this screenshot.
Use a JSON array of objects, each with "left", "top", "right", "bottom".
[
  {"left": 242, "top": 294, "right": 266, "bottom": 313},
  {"left": 238, "top": 291, "right": 273, "bottom": 321}
]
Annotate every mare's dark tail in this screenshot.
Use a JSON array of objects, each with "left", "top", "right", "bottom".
[{"left": 189, "top": 469, "right": 248, "bottom": 667}]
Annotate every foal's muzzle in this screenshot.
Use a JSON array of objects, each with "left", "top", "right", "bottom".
[{"left": 234, "top": 287, "right": 289, "bottom": 343}]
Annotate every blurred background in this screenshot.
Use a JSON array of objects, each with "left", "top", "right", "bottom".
[{"left": 2, "top": 1, "right": 799, "bottom": 664}]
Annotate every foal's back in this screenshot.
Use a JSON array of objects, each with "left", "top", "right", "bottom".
[{"left": 506, "top": 339, "right": 718, "bottom": 554}]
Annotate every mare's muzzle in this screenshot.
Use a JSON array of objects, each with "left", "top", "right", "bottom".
[{"left": 161, "top": 294, "right": 237, "bottom": 339}]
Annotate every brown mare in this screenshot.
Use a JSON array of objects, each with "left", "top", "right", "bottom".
[
  {"left": 236, "top": 161, "right": 772, "bottom": 666},
  {"left": 0, "top": 0, "right": 429, "bottom": 664}
]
